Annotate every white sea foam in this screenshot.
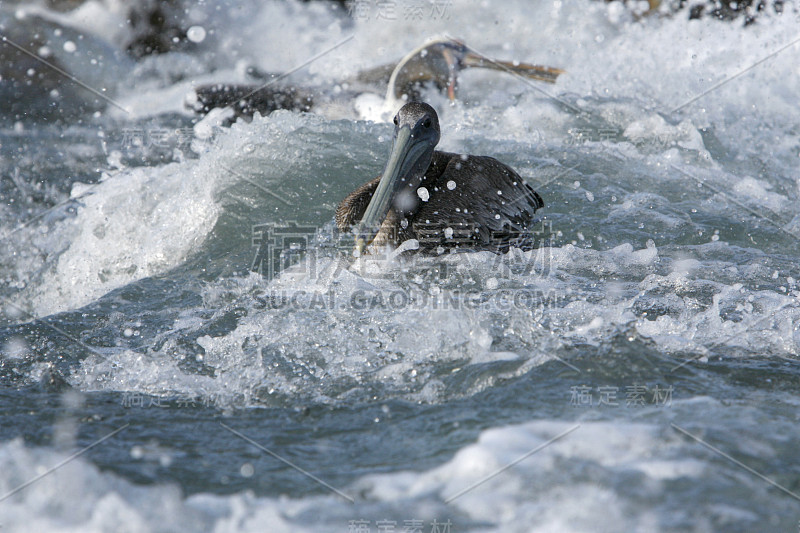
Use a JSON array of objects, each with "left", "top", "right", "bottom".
[
  {"left": 67, "top": 237, "right": 798, "bottom": 406},
  {"left": 9, "top": 0, "right": 796, "bottom": 318},
  {"left": 27, "top": 156, "right": 223, "bottom": 316},
  {"left": 4, "top": 1, "right": 795, "bottom": 405},
  {"left": 3, "top": 0, "right": 800, "bottom": 530},
  {"left": 0, "top": 411, "right": 784, "bottom": 532}
]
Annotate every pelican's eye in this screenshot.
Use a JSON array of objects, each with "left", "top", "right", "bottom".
[
  {"left": 422, "top": 118, "right": 432, "bottom": 129},
  {"left": 393, "top": 115, "right": 399, "bottom": 126}
]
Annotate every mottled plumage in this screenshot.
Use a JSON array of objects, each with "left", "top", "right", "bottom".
[{"left": 336, "top": 102, "right": 544, "bottom": 253}]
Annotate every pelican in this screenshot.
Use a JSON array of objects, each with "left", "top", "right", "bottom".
[
  {"left": 336, "top": 102, "right": 544, "bottom": 255},
  {"left": 381, "top": 38, "right": 563, "bottom": 104},
  {"left": 188, "top": 38, "right": 563, "bottom": 121}
]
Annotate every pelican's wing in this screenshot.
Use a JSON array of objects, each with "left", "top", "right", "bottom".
[
  {"left": 335, "top": 176, "right": 381, "bottom": 231},
  {"left": 188, "top": 83, "right": 313, "bottom": 119},
  {"left": 414, "top": 153, "right": 543, "bottom": 252}
]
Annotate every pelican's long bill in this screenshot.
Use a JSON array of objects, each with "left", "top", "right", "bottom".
[
  {"left": 354, "top": 125, "right": 428, "bottom": 254},
  {"left": 462, "top": 52, "right": 564, "bottom": 84}
]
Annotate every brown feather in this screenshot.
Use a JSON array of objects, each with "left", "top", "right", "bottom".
[{"left": 336, "top": 151, "right": 543, "bottom": 253}]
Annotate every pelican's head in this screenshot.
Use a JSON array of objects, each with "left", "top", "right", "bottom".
[
  {"left": 354, "top": 102, "right": 440, "bottom": 253},
  {"left": 388, "top": 38, "right": 564, "bottom": 103}
]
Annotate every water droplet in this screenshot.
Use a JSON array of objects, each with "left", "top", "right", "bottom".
[
  {"left": 187, "top": 26, "right": 207, "bottom": 43},
  {"left": 240, "top": 463, "right": 255, "bottom": 477}
]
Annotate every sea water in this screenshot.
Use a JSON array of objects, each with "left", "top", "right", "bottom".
[{"left": 0, "top": 1, "right": 798, "bottom": 531}]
